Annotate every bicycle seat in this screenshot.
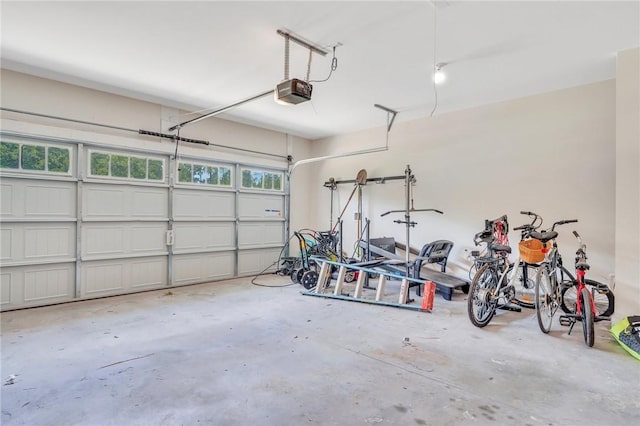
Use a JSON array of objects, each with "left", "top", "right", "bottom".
[
  {"left": 529, "top": 230, "right": 558, "bottom": 243},
  {"left": 488, "top": 243, "right": 511, "bottom": 253},
  {"left": 576, "top": 259, "right": 590, "bottom": 270}
]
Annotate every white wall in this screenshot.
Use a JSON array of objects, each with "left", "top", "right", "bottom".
[
  {"left": 615, "top": 47, "right": 640, "bottom": 318},
  {"left": 309, "top": 81, "right": 617, "bottom": 286}
]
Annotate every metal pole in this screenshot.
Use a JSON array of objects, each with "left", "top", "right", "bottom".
[
  {"left": 405, "top": 165, "right": 411, "bottom": 277},
  {"left": 169, "top": 90, "right": 273, "bottom": 132},
  {"left": 339, "top": 220, "right": 344, "bottom": 262}
]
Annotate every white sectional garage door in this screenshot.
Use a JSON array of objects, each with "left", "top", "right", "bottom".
[{"left": 0, "top": 134, "right": 287, "bottom": 311}]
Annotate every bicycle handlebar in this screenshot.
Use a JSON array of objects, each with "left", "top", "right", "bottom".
[
  {"left": 551, "top": 219, "right": 578, "bottom": 231},
  {"left": 572, "top": 230, "right": 586, "bottom": 252},
  {"left": 514, "top": 211, "right": 542, "bottom": 235}
]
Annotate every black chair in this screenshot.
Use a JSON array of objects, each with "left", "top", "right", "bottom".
[{"left": 414, "top": 240, "right": 454, "bottom": 273}]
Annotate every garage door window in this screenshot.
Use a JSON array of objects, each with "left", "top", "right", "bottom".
[
  {"left": 241, "top": 168, "right": 283, "bottom": 191},
  {"left": 0, "top": 141, "right": 71, "bottom": 174},
  {"left": 177, "top": 162, "right": 232, "bottom": 187},
  {"left": 89, "top": 150, "right": 164, "bottom": 182}
]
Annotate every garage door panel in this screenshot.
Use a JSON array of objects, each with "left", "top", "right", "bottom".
[
  {"left": 83, "top": 257, "right": 167, "bottom": 297},
  {"left": 1, "top": 178, "right": 76, "bottom": 219},
  {"left": 132, "top": 189, "right": 168, "bottom": 217},
  {"left": 24, "top": 225, "right": 75, "bottom": 259},
  {"left": 131, "top": 259, "right": 166, "bottom": 288},
  {"left": 1, "top": 228, "right": 13, "bottom": 261},
  {"left": 85, "top": 262, "right": 124, "bottom": 295},
  {"left": 238, "top": 222, "right": 284, "bottom": 248},
  {"left": 131, "top": 225, "right": 168, "bottom": 253},
  {"left": 24, "top": 267, "right": 72, "bottom": 301},
  {"left": 0, "top": 264, "right": 75, "bottom": 307},
  {"left": 83, "top": 223, "right": 168, "bottom": 258},
  {"left": 84, "top": 225, "right": 125, "bottom": 256},
  {"left": 85, "top": 187, "right": 125, "bottom": 217},
  {"left": 173, "top": 222, "right": 235, "bottom": 252},
  {"left": 1, "top": 271, "right": 13, "bottom": 305},
  {"left": 173, "top": 252, "right": 235, "bottom": 285},
  {"left": 83, "top": 184, "right": 168, "bottom": 220},
  {"left": 26, "top": 184, "right": 75, "bottom": 217},
  {"left": 0, "top": 223, "right": 76, "bottom": 263},
  {"left": 173, "top": 190, "right": 234, "bottom": 219},
  {"left": 238, "top": 193, "right": 284, "bottom": 219},
  {"left": 1, "top": 183, "right": 14, "bottom": 215},
  {"left": 238, "top": 248, "right": 281, "bottom": 275}
]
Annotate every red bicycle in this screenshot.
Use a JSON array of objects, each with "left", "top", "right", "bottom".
[{"left": 558, "top": 231, "right": 607, "bottom": 347}]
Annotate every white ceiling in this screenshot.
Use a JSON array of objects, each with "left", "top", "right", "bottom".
[{"left": 1, "top": 1, "right": 639, "bottom": 140}]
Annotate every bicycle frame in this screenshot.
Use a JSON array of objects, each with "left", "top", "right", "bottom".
[
  {"left": 574, "top": 268, "right": 597, "bottom": 320},
  {"left": 534, "top": 218, "right": 580, "bottom": 335}
]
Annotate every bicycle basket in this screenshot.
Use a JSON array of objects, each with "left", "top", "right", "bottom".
[{"left": 519, "top": 239, "right": 548, "bottom": 264}]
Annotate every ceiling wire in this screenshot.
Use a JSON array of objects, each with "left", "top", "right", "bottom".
[
  {"left": 430, "top": 5, "right": 439, "bottom": 117},
  {"left": 309, "top": 46, "right": 339, "bottom": 83}
]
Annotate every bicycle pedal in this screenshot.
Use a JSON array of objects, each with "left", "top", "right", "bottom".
[
  {"left": 559, "top": 315, "right": 573, "bottom": 327},
  {"left": 499, "top": 303, "right": 522, "bottom": 313}
]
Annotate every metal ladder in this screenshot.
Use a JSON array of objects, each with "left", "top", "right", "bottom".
[{"left": 305, "top": 257, "right": 436, "bottom": 312}]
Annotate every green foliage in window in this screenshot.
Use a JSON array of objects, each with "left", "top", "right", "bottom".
[
  {"left": 21, "top": 145, "right": 46, "bottom": 170},
  {"left": 251, "top": 171, "right": 263, "bottom": 188},
  {"left": 130, "top": 157, "right": 147, "bottom": 179},
  {"left": 148, "top": 159, "right": 163, "bottom": 180},
  {"left": 0, "top": 142, "right": 19, "bottom": 169},
  {"left": 242, "top": 170, "right": 252, "bottom": 188},
  {"left": 193, "top": 165, "right": 208, "bottom": 184},
  {"left": 273, "top": 174, "right": 282, "bottom": 190},
  {"left": 207, "top": 166, "right": 218, "bottom": 185},
  {"left": 264, "top": 173, "right": 274, "bottom": 189},
  {"left": 91, "top": 152, "right": 110, "bottom": 176},
  {"left": 220, "top": 168, "right": 231, "bottom": 186},
  {"left": 178, "top": 163, "right": 192, "bottom": 182},
  {"left": 48, "top": 147, "right": 70, "bottom": 173},
  {"left": 111, "top": 154, "right": 129, "bottom": 177}
]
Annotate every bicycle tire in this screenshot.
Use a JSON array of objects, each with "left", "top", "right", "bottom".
[
  {"left": 561, "top": 279, "right": 614, "bottom": 318},
  {"left": 501, "top": 263, "right": 537, "bottom": 309},
  {"left": 535, "top": 267, "right": 556, "bottom": 334},
  {"left": 580, "top": 287, "right": 595, "bottom": 347},
  {"left": 467, "top": 264, "right": 499, "bottom": 328}
]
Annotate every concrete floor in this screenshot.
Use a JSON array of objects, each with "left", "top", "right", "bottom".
[{"left": 1, "top": 275, "right": 639, "bottom": 426}]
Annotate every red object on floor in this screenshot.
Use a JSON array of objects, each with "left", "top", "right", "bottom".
[{"left": 421, "top": 280, "right": 436, "bottom": 311}]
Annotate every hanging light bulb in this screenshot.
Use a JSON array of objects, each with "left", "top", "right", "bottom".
[{"left": 434, "top": 62, "right": 447, "bottom": 84}]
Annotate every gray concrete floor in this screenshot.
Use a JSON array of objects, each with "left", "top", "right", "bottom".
[{"left": 1, "top": 275, "right": 639, "bottom": 426}]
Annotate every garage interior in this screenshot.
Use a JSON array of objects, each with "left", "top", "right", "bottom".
[{"left": 1, "top": 1, "right": 639, "bottom": 425}]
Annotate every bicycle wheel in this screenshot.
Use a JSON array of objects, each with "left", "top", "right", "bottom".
[
  {"left": 467, "top": 264, "right": 499, "bottom": 328},
  {"left": 580, "top": 287, "right": 595, "bottom": 347},
  {"left": 535, "top": 267, "right": 557, "bottom": 333},
  {"left": 501, "top": 263, "right": 537, "bottom": 309},
  {"left": 561, "top": 279, "right": 615, "bottom": 318}
]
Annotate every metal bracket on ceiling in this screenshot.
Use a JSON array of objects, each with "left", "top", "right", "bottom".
[
  {"left": 374, "top": 104, "right": 399, "bottom": 132},
  {"left": 276, "top": 28, "right": 329, "bottom": 56}
]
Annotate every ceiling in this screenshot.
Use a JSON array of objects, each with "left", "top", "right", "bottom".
[{"left": 1, "top": 1, "right": 639, "bottom": 140}]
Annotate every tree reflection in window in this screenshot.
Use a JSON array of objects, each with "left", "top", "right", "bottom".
[{"left": 21, "top": 145, "right": 46, "bottom": 170}]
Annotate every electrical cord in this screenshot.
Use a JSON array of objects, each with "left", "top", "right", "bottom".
[
  {"left": 309, "top": 46, "right": 338, "bottom": 83},
  {"left": 250, "top": 234, "right": 297, "bottom": 287}
]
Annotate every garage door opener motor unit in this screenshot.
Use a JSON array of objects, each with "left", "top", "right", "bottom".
[{"left": 275, "top": 78, "right": 312, "bottom": 104}]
